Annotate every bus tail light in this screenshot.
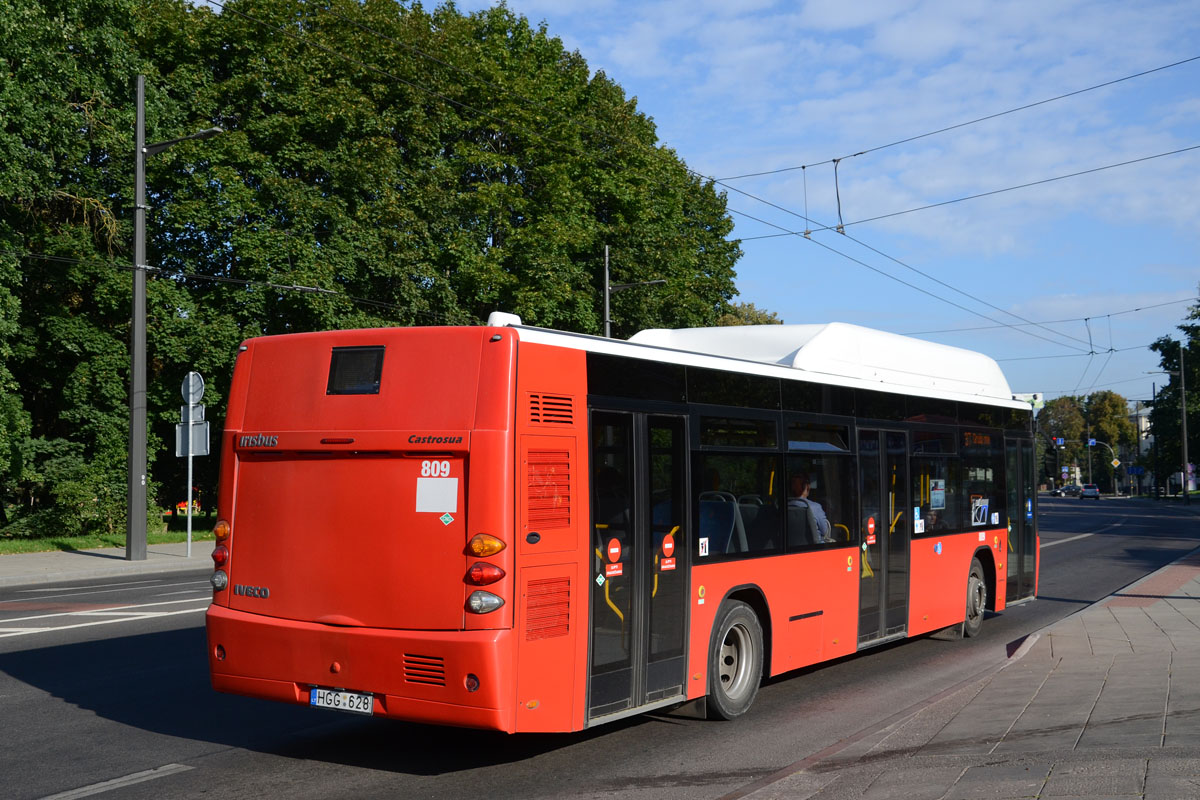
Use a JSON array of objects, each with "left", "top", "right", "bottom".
[
  {"left": 213, "top": 518, "right": 231, "bottom": 542},
  {"left": 467, "top": 533, "right": 506, "bottom": 557},
  {"left": 466, "top": 591, "right": 504, "bottom": 614},
  {"left": 465, "top": 562, "right": 505, "bottom": 586},
  {"left": 210, "top": 570, "right": 228, "bottom": 591},
  {"left": 212, "top": 545, "right": 229, "bottom": 567}
]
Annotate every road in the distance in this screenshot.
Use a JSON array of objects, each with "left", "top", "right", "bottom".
[{"left": 1, "top": 497, "right": 1196, "bottom": 800}]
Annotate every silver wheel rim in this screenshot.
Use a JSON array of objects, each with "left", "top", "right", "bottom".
[
  {"left": 718, "top": 622, "right": 754, "bottom": 701},
  {"left": 968, "top": 576, "right": 986, "bottom": 624}
]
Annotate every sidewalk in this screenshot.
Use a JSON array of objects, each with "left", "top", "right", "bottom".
[
  {"left": 0, "top": 539, "right": 212, "bottom": 588},
  {"left": 748, "top": 547, "right": 1200, "bottom": 800}
]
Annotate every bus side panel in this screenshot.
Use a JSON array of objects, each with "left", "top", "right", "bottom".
[
  {"left": 908, "top": 528, "right": 1007, "bottom": 636},
  {"left": 511, "top": 342, "right": 589, "bottom": 732},
  {"left": 687, "top": 550, "right": 860, "bottom": 695}
]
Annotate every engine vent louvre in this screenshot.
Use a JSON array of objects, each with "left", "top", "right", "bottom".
[
  {"left": 525, "top": 577, "right": 571, "bottom": 640},
  {"left": 528, "top": 393, "right": 574, "bottom": 426},
  {"left": 403, "top": 653, "right": 446, "bottom": 686},
  {"left": 527, "top": 450, "right": 571, "bottom": 529}
]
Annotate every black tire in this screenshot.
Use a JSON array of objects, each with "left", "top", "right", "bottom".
[
  {"left": 706, "top": 600, "right": 763, "bottom": 720},
  {"left": 964, "top": 557, "right": 987, "bottom": 638}
]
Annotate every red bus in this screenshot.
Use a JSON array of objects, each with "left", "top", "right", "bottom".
[{"left": 206, "top": 312, "right": 1038, "bottom": 732}]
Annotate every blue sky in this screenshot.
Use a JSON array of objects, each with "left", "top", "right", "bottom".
[{"left": 471, "top": 0, "right": 1200, "bottom": 404}]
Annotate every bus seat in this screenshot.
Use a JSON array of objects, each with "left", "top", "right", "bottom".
[
  {"left": 699, "top": 500, "right": 735, "bottom": 554},
  {"left": 787, "top": 505, "right": 814, "bottom": 548}
]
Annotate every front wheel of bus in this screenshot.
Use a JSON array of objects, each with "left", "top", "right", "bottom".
[
  {"left": 707, "top": 600, "right": 763, "bottom": 720},
  {"left": 964, "top": 557, "right": 987, "bottom": 638}
]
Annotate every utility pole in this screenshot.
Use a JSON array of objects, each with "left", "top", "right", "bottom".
[
  {"left": 128, "top": 75, "right": 223, "bottom": 560},
  {"left": 601, "top": 244, "right": 665, "bottom": 338},
  {"left": 1182, "top": 343, "right": 1190, "bottom": 505}
]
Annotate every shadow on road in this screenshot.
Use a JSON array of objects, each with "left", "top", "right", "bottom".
[{"left": 0, "top": 626, "right": 644, "bottom": 776}]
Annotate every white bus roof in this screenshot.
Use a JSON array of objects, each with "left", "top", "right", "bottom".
[{"left": 485, "top": 312, "right": 1024, "bottom": 409}]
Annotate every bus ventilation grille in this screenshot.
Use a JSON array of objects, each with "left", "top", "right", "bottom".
[
  {"left": 403, "top": 654, "right": 446, "bottom": 686},
  {"left": 527, "top": 450, "right": 571, "bottom": 529},
  {"left": 528, "top": 393, "right": 574, "bottom": 425},
  {"left": 525, "top": 577, "right": 571, "bottom": 640}
]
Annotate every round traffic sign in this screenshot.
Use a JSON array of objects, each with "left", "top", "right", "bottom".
[
  {"left": 867, "top": 516, "right": 876, "bottom": 536},
  {"left": 181, "top": 371, "right": 205, "bottom": 404},
  {"left": 607, "top": 538, "right": 621, "bottom": 563},
  {"left": 662, "top": 534, "right": 675, "bottom": 558}
]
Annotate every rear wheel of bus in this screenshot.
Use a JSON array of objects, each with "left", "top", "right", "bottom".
[
  {"left": 707, "top": 600, "right": 763, "bottom": 719},
  {"left": 964, "top": 557, "right": 987, "bottom": 638}
]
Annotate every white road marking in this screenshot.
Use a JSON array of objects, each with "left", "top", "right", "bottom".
[
  {"left": 4, "top": 579, "right": 208, "bottom": 604},
  {"left": 0, "top": 607, "right": 206, "bottom": 638},
  {"left": 38, "top": 763, "right": 193, "bottom": 799},
  {"left": 0, "top": 597, "right": 211, "bottom": 625},
  {"left": 1041, "top": 532, "right": 1094, "bottom": 548},
  {"left": 15, "top": 579, "right": 162, "bottom": 594}
]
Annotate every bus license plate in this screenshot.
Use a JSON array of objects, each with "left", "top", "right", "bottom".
[{"left": 309, "top": 687, "right": 373, "bottom": 715}]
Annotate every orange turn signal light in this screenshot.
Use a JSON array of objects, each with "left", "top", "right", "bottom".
[
  {"left": 467, "top": 533, "right": 506, "bottom": 557},
  {"left": 213, "top": 519, "right": 231, "bottom": 541}
]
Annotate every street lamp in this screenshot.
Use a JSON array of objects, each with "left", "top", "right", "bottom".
[
  {"left": 128, "top": 74, "right": 223, "bottom": 560},
  {"left": 602, "top": 245, "right": 666, "bottom": 338}
]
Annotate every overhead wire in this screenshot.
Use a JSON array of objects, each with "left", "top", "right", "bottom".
[
  {"left": 904, "top": 296, "right": 1200, "bottom": 336},
  {"left": 716, "top": 54, "right": 1200, "bottom": 181},
  {"left": 736, "top": 144, "right": 1200, "bottom": 240}
]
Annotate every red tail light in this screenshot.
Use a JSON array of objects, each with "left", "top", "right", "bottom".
[
  {"left": 465, "top": 562, "right": 505, "bottom": 586},
  {"left": 212, "top": 545, "right": 229, "bottom": 567}
]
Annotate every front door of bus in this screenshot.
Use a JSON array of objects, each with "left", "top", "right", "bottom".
[
  {"left": 1005, "top": 437, "right": 1037, "bottom": 602},
  {"left": 858, "top": 429, "right": 910, "bottom": 645},
  {"left": 588, "top": 411, "right": 689, "bottom": 720}
]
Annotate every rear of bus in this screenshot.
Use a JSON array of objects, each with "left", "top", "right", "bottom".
[{"left": 206, "top": 325, "right": 559, "bottom": 731}]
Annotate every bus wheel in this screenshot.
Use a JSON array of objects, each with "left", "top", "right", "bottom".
[
  {"left": 964, "top": 558, "right": 987, "bottom": 638},
  {"left": 707, "top": 600, "right": 763, "bottom": 720}
]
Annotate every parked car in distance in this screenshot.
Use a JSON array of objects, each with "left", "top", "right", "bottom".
[{"left": 1080, "top": 484, "right": 1101, "bottom": 499}]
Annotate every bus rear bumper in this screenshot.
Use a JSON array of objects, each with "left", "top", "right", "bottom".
[{"left": 206, "top": 604, "right": 515, "bottom": 732}]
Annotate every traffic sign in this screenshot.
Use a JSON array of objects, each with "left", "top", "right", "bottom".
[
  {"left": 181, "top": 371, "right": 205, "bottom": 404},
  {"left": 1111, "top": 459, "right": 1121, "bottom": 468},
  {"left": 175, "top": 420, "right": 210, "bottom": 457},
  {"left": 1088, "top": 438, "right": 1096, "bottom": 446}
]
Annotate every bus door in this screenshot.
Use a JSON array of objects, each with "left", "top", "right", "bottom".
[
  {"left": 858, "top": 429, "right": 911, "bottom": 645},
  {"left": 1005, "top": 437, "right": 1037, "bottom": 602},
  {"left": 587, "top": 411, "right": 689, "bottom": 721}
]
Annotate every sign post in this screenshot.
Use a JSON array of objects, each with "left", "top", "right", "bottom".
[{"left": 177, "top": 372, "right": 209, "bottom": 557}]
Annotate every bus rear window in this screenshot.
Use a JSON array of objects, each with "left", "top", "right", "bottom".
[{"left": 327, "top": 346, "right": 385, "bottom": 395}]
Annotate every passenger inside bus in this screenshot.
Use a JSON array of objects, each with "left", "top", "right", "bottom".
[{"left": 788, "top": 471, "right": 831, "bottom": 545}]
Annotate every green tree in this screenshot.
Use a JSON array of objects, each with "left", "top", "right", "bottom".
[
  {"left": 717, "top": 302, "right": 783, "bottom": 326},
  {"left": 1083, "top": 390, "right": 1137, "bottom": 492},
  {"left": 0, "top": 0, "right": 747, "bottom": 536},
  {"left": 1148, "top": 289, "right": 1200, "bottom": 495}
]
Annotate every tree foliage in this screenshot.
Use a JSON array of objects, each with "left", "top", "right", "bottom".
[
  {"left": 1148, "top": 287, "right": 1200, "bottom": 491},
  {"left": 1036, "top": 390, "right": 1136, "bottom": 491},
  {"left": 0, "top": 0, "right": 747, "bottom": 535}
]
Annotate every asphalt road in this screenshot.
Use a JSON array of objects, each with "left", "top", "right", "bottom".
[{"left": 2, "top": 497, "right": 1196, "bottom": 800}]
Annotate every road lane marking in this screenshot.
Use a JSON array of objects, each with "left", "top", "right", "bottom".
[
  {"left": 0, "top": 597, "right": 211, "bottom": 624},
  {"left": 3, "top": 579, "right": 208, "bottom": 604},
  {"left": 0, "top": 607, "right": 206, "bottom": 638},
  {"left": 38, "top": 763, "right": 193, "bottom": 799},
  {"left": 1042, "top": 533, "right": 1094, "bottom": 548},
  {"left": 17, "top": 579, "right": 162, "bottom": 593}
]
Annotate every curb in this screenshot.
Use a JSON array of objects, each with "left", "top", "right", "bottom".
[{"left": 0, "top": 554, "right": 211, "bottom": 589}]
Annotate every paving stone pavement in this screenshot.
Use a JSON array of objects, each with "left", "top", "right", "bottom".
[{"left": 742, "top": 549, "right": 1200, "bottom": 800}]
